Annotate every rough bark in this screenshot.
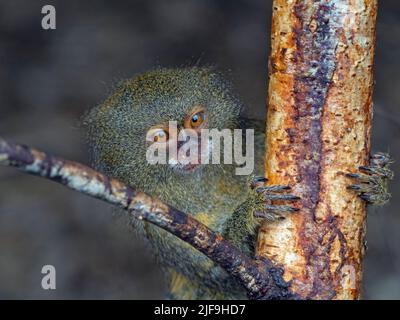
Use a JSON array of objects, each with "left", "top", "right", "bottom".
[{"left": 259, "top": 0, "right": 377, "bottom": 299}]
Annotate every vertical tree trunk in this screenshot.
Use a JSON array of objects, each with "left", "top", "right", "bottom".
[{"left": 258, "top": 0, "right": 378, "bottom": 299}]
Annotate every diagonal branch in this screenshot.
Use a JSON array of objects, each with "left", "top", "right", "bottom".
[{"left": 0, "top": 137, "right": 296, "bottom": 300}]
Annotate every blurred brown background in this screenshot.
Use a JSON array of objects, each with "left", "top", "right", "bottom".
[{"left": 0, "top": 0, "right": 399, "bottom": 299}]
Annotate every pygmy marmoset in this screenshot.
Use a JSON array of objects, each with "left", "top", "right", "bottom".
[{"left": 83, "top": 67, "right": 392, "bottom": 299}]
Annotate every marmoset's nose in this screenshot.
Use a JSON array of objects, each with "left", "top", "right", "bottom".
[{"left": 176, "top": 133, "right": 193, "bottom": 149}]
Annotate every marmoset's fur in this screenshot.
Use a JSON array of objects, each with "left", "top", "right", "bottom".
[{"left": 83, "top": 67, "right": 392, "bottom": 299}]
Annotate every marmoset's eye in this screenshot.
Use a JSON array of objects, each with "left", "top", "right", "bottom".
[
  {"left": 147, "top": 128, "right": 169, "bottom": 143},
  {"left": 185, "top": 108, "right": 207, "bottom": 129}
]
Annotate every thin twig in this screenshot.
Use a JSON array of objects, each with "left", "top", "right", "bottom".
[{"left": 0, "top": 137, "right": 295, "bottom": 300}]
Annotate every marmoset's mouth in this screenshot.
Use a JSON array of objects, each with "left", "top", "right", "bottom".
[
  {"left": 173, "top": 162, "right": 202, "bottom": 173},
  {"left": 168, "top": 136, "right": 211, "bottom": 173}
]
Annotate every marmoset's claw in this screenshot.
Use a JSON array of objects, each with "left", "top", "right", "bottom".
[
  {"left": 249, "top": 175, "right": 300, "bottom": 221},
  {"left": 347, "top": 152, "right": 393, "bottom": 206}
]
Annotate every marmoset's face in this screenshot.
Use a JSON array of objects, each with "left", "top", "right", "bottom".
[
  {"left": 84, "top": 67, "right": 242, "bottom": 182},
  {"left": 146, "top": 105, "right": 211, "bottom": 172}
]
